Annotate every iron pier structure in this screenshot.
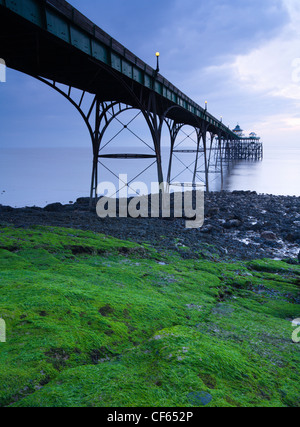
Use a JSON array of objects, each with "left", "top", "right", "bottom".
[
  {"left": 0, "top": 0, "right": 263, "bottom": 204},
  {"left": 224, "top": 137, "right": 263, "bottom": 161}
]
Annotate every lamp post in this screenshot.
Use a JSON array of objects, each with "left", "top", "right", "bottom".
[
  {"left": 205, "top": 101, "right": 208, "bottom": 111},
  {"left": 156, "top": 52, "right": 160, "bottom": 73}
]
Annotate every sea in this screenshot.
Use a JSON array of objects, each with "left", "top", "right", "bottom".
[{"left": 0, "top": 143, "right": 299, "bottom": 208}]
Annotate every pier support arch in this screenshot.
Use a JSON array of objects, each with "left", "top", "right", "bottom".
[{"left": 35, "top": 77, "right": 165, "bottom": 208}]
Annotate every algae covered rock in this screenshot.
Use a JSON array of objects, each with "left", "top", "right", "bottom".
[{"left": 0, "top": 225, "right": 299, "bottom": 407}]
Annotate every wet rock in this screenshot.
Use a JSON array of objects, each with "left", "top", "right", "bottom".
[
  {"left": 44, "top": 203, "right": 64, "bottom": 212},
  {"left": 26, "top": 206, "right": 43, "bottom": 211},
  {"left": 200, "top": 225, "right": 213, "bottom": 234},
  {"left": 0, "top": 205, "right": 14, "bottom": 213},
  {"left": 206, "top": 207, "right": 220, "bottom": 218},
  {"left": 224, "top": 219, "right": 242, "bottom": 229},
  {"left": 261, "top": 231, "right": 278, "bottom": 241},
  {"left": 75, "top": 197, "right": 90, "bottom": 205},
  {"left": 286, "top": 232, "right": 300, "bottom": 244}
]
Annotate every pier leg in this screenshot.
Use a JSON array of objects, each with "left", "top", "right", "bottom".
[
  {"left": 166, "top": 121, "right": 183, "bottom": 185},
  {"left": 203, "top": 132, "right": 209, "bottom": 193},
  {"left": 218, "top": 133, "right": 224, "bottom": 191},
  {"left": 89, "top": 99, "right": 101, "bottom": 208}
]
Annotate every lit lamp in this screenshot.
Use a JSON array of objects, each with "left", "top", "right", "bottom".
[
  {"left": 156, "top": 52, "right": 160, "bottom": 73},
  {"left": 205, "top": 101, "right": 208, "bottom": 111}
]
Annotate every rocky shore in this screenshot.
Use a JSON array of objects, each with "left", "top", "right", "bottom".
[{"left": 0, "top": 191, "right": 299, "bottom": 261}]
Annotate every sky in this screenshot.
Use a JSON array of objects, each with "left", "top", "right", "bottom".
[{"left": 1, "top": 0, "right": 300, "bottom": 149}]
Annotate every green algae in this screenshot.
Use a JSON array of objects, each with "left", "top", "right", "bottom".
[{"left": 0, "top": 224, "right": 299, "bottom": 407}]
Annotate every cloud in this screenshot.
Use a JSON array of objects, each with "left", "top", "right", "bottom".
[
  {"left": 228, "top": 0, "right": 300, "bottom": 100},
  {"left": 187, "top": 0, "right": 300, "bottom": 142},
  {"left": 158, "top": 0, "right": 287, "bottom": 69}
]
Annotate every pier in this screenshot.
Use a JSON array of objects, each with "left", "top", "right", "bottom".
[{"left": 0, "top": 0, "right": 263, "bottom": 202}]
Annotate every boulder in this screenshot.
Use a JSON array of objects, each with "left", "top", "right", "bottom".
[
  {"left": 76, "top": 197, "right": 89, "bottom": 205},
  {"left": 224, "top": 219, "right": 242, "bottom": 229},
  {"left": 0, "top": 205, "right": 14, "bottom": 213},
  {"left": 261, "top": 231, "right": 277, "bottom": 241},
  {"left": 44, "top": 203, "right": 64, "bottom": 212}
]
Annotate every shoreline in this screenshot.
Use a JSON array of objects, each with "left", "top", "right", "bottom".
[{"left": 0, "top": 191, "right": 299, "bottom": 262}]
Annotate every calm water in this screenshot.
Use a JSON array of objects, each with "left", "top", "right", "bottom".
[
  {"left": 0, "top": 144, "right": 299, "bottom": 208},
  {"left": 223, "top": 145, "right": 300, "bottom": 197}
]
